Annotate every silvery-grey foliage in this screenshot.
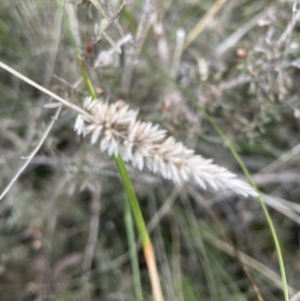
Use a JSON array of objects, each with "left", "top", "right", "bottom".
[{"left": 74, "top": 97, "right": 258, "bottom": 197}]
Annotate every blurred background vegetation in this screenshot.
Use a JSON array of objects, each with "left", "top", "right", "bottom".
[{"left": 0, "top": 0, "right": 300, "bottom": 300}]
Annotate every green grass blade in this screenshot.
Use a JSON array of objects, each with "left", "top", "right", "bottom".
[
  {"left": 124, "top": 195, "right": 143, "bottom": 301},
  {"left": 55, "top": 0, "right": 96, "bottom": 99},
  {"left": 57, "top": 3, "right": 164, "bottom": 299},
  {"left": 115, "top": 155, "right": 164, "bottom": 301},
  {"left": 177, "top": 87, "right": 289, "bottom": 301},
  {"left": 115, "top": 156, "right": 149, "bottom": 246},
  {"left": 136, "top": 51, "right": 289, "bottom": 301}
]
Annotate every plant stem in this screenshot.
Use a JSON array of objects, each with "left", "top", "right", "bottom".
[
  {"left": 57, "top": 1, "right": 164, "bottom": 299},
  {"left": 115, "top": 155, "right": 164, "bottom": 301},
  {"left": 124, "top": 196, "right": 143, "bottom": 301},
  {"left": 56, "top": 0, "right": 97, "bottom": 99},
  {"left": 134, "top": 48, "right": 289, "bottom": 301}
]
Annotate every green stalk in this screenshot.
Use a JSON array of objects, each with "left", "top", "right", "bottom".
[
  {"left": 55, "top": 0, "right": 96, "bottom": 99},
  {"left": 115, "top": 156, "right": 164, "bottom": 301},
  {"left": 124, "top": 195, "right": 143, "bottom": 301},
  {"left": 57, "top": 1, "right": 164, "bottom": 300},
  {"left": 173, "top": 86, "right": 288, "bottom": 301},
  {"left": 115, "top": 157, "right": 149, "bottom": 244},
  {"left": 130, "top": 46, "right": 289, "bottom": 301}
]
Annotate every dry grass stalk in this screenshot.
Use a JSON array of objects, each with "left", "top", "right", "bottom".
[
  {"left": 0, "top": 106, "right": 62, "bottom": 200},
  {"left": 74, "top": 97, "right": 258, "bottom": 197},
  {"left": 183, "top": 0, "right": 229, "bottom": 50},
  {"left": 121, "top": 0, "right": 157, "bottom": 95}
]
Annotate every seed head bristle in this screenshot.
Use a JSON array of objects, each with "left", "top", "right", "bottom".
[{"left": 74, "top": 97, "right": 258, "bottom": 198}]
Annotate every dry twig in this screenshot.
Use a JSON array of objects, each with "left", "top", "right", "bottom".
[
  {"left": 0, "top": 106, "right": 62, "bottom": 200},
  {"left": 82, "top": 182, "right": 102, "bottom": 279},
  {"left": 121, "top": 0, "right": 157, "bottom": 95}
]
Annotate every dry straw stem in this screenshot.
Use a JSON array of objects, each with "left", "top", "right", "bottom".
[
  {"left": 74, "top": 97, "right": 258, "bottom": 197},
  {"left": 276, "top": 8, "right": 300, "bottom": 48},
  {"left": 121, "top": 0, "right": 157, "bottom": 95},
  {"left": 0, "top": 61, "right": 92, "bottom": 120},
  {"left": 0, "top": 61, "right": 91, "bottom": 201},
  {"left": 187, "top": 186, "right": 264, "bottom": 301},
  {"left": 82, "top": 182, "right": 101, "bottom": 279},
  {"left": 175, "top": 208, "right": 296, "bottom": 296},
  {"left": 93, "top": 0, "right": 128, "bottom": 44},
  {"left": 0, "top": 106, "right": 62, "bottom": 200},
  {"left": 144, "top": 241, "right": 164, "bottom": 301},
  {"left": 1, "top": 61, "right": 164, "bottom": 301},
  {"left": 183, "top": 0, "right": 229, "bottom": 50},
  {"left": 260, "top": 142, "right": 300, "bottom": 173},
  {"left": 215, "top": 8, "right": 272, "bottom": 56},
  {"left": 290, "top": 291, "right": 300, "bottom": 301}
]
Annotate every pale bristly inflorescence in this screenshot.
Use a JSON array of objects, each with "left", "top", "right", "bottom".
[{"left": 74, "top": 97, "right": 258, "bottom": 197}]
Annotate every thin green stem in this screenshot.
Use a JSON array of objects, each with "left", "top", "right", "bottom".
[
  {"left": 115, "top": 156, "right": 149, "bottom": 246},
  {"left": 136, "top": 49, "right": 289, "bottom": 301},
  {"left": 181, "top": 87, "right": 288, "bottom": 301},
  {"left": 124, "top": 195, "right": 143, "bottom": 301},
  {"left": 115, "top": 155, "right": 164, "bottom": 301},
  {"left": 55, "top": 0, "right": 96, "bottom": 99},
  {"left": 58, "top": 2, "right": 164, "bottom": 299}
]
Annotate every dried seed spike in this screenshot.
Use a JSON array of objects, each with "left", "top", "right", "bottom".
[{"left": 74, "top": 97, "right": 258, "bottom": 198}]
